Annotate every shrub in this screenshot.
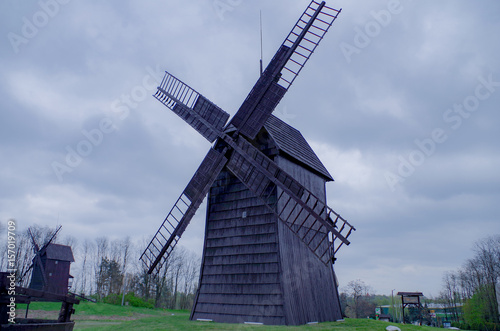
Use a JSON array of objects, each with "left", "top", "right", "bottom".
[
  {"left": 452, "top": 320, "right": 500, "bottom": 331},
  {"left": 102, "top": 293, "right": 121, "bottom": 305},
  {"left": 124, "top": 292, "right": 154, "bottom": 309}
]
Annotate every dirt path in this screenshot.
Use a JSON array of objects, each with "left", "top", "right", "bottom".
[{"left": 20, "top": 310, "right": 156, "bottom": 321}]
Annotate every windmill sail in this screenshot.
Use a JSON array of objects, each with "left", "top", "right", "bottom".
[
  {"left": 140, "top": 148, "right": 228, "bottom": 275},
  {"left": 154, "top": 71, "right": 230, "bottom": 142},
  {"left": 229, "top": 1, "right": 341, "bottom": 140},
  {"left": 225, "top": 136, "right": 354, "bottom": 264},
  {"left": 276, "top": 1, "right": 340, "bottom": 89}
]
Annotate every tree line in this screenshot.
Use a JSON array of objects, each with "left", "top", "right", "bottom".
[
  {"left": 338, "top": 235, "right": 500, "bottom": 328},
  {"left": 438, "top": 234, "right": 500, "bottom": 330},
  {"left": 2, "top": 220, "right": 498, "bottom": 327},
  {"left": 0, "top": 221, "right": 200, "bottom": 310}
]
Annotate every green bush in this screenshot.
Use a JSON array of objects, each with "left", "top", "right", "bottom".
[
  {"left": 452, "top": 320, "right": 500, "bottom": 331},
  {"left": 102, "top": 293, "right": 121, "bottom": 305},
  {"left": 124, "top": 292, "right": 154, "bottom": 309},
  {"left": 451, "top": 322, "right": 468, "bottom": 329},
  {"left": 100, "top": 292, "right": 154, "bottom": 309}
]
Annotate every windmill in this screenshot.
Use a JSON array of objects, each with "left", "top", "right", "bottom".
[
  {"left": 140, "top": 1, "right": 355, "bottom": 325},
  {"left": 0, "top": 226, "right": 79, "bottom": 327},
  {"left": 27, "top": 226, "right": 75, "bottom": 295}
]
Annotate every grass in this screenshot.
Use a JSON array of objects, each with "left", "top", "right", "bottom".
[{"left": 17, "top": 301, "right": 442, "bottom": 331}]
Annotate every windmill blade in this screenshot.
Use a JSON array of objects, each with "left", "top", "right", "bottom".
[
  {"left": 224, "top": 136, "right": 355, "bottom": 265},
  {"left": 21, "top": 262, "right": 34, "bottom": 280},
  {"left": 140, "top": 148, "right": 228, "bottom": 275},
  {"left": 28, "top": 228, "right": 40, "bottom": 252},
  {"left": 154, "top": 71, "right": 230, "bottom": 143},
  {"left": 229, "top": 1, "right": 341, "bottom": 140},
  {"left": 34, "top": 253, "right": 49, "bottom": 289},
  {"left": 40, "top": 225, "right": 62, "bottom": 251},
  {"left": 276, "top": 1, "right": 341, "bottom": 89}
]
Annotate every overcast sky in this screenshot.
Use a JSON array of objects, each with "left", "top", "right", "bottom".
[{"left": 1, "top": 0, "right": 499, "bottom": 297}]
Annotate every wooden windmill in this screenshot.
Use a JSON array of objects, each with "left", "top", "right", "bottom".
[
  {"left": 141, "top": 1, "right": 355, "bottom": 325},
  {"left": 27, "top": 226, "right": 75, "bottom": 295}
]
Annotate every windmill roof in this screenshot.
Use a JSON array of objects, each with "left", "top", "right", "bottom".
[
  {"left": 44, "top": 244, "right": 75, "bottom": 262},
  {"left": 264, "top": 115, "right": 333, "bottom": 181}
]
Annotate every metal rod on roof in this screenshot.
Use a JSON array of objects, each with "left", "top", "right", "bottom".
[{"left": 260, "top": 10, "right": 263, "bottom": 76}]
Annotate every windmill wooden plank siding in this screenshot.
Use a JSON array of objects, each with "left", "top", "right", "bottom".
[
  {"left": 190, "top": 116, "right": 342, "bottom": 325},
  {"left": 276, "top": 157, "right": 342, "bottom": 324},
  {"left": 191, "top": 170, "right": 285, "bottom": 324}
]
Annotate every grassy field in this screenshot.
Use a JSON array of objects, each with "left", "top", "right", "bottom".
[{"left": 16, "top": 301, "right": 442, "bottom": 331}]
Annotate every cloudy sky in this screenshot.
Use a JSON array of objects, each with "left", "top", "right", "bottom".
[{"left": 1, "top": 0, "right": 499, "bottom": 297}]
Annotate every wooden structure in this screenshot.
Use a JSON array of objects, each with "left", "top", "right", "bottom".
[
  {"left": 0, "top": 283, "right": 94, "bottom": 330},
  {"left": 29, "top": 244, "right": 75, "bottom": 295},
  {"left": 397, "top": 291, "right": 424, "bottom": 324},
  {"left": 28, "top": 227, "right": 75, "bottom": 295},
  {"left": 1, "top": 272, "right": 79, "bottom": 330},
  {"left": 141, "top": 1, "right": 355, "bottom": 325},
  {"left": 0, "top": 227, "right": 79, "bottom": 329}
]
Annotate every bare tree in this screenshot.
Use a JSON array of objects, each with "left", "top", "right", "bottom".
[
  {"left": 154, "top": 257, "right": 172, "bottom": 308},
  {"left": 342, "top": 279, "right": 374, "bottom": 318},
  {"left": 179, "top": 251, "right": 200, "bottom": 309},
  {"left": 472, "top": 235, "right": 500, "bottom": 323},
  {"left": 61, "top": 235, "right": 78, "bottom": 249},
  {"left": 119, "top": 237, "right": 132, "bottom": 301},
  {"left": 0, "top": 221, "right": 7, "bottom": 271},
  {"left": 441, "top": 234, "right": 500, "bottom": 326},
  {"left": 77, "top": 239, "right": 94, "bottom": 295},
  {"left": 441, "top": 271, "right": 462, "bottom": 322},
  {"left": 94, "top": 237, "right": 109, "bottom": 299},
  {"left": 171, "top": 248, "right": 186, "bottom": 309},
  {"left": 134, "top": 237, "right": 155, "bottom": 301}
]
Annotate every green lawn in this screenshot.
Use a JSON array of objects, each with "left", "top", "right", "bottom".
[{"left": 17, "top": 302, "right": 442, "bottom": 331}]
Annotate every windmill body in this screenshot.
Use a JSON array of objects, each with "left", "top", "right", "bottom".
[
  {"left": 141, "top": 1, "right": 355, "bottom": 325},
  {"left": 191, "top": 115, "right": 342, "bottom": 324},
  {"left": 29, "top": 243, "right": 75, "bottom": 295}
]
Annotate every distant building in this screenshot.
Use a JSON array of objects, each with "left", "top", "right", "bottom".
[
  {"left": 29, "top": 243, "right": 75, "bottom": 295},
  {"left": 377, "top": 303, "right": 462, "bottom": 326}
]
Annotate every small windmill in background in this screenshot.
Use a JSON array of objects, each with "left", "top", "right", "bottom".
[
  {"left": 140, "top": 1, "right": 355, "bottom": 325},
  {"left": 27, "top": 225, "right": 75, "bottom": 295},
  {"left": 1, "top": 225, "right": 80, "bottom": 327}
]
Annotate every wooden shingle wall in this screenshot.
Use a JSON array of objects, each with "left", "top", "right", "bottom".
[
  {"left": 191, "top": 170, "right": 286, "bottom": 325},
  {"left": 276, "top": 157, "right": 342, "bottom": 324}
]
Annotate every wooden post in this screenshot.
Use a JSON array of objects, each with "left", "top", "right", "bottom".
[
  {"left": 58, "top": 301, "right": 75, "bottom": 322},
  {"left": 400, "top": 295, "right": 405, "bottom": 324}
]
